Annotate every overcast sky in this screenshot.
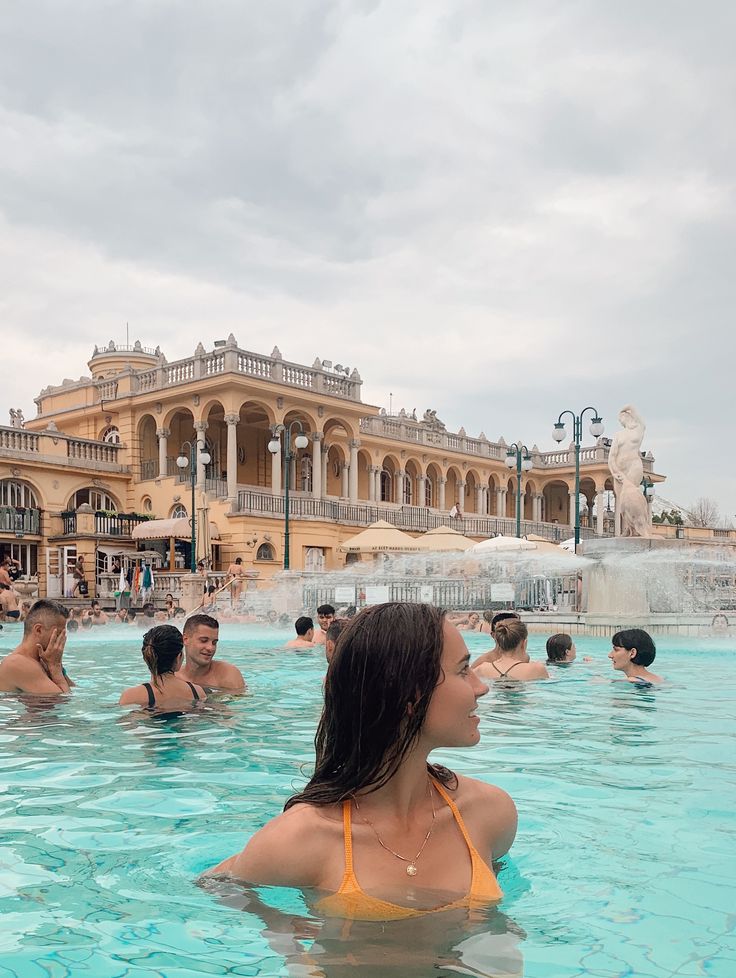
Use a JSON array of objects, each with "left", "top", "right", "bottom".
[{"left": 1, "top": 1, "right": 734, "bottom": 518}]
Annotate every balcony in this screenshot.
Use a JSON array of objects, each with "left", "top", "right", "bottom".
[
  {"left": 233, "top": 488, "right": 600, "bottom": 541},
  {"left": 59, "top": 512, "right": 153, "bottom": 537},
  {"left": 0, "top": 507, "right": 41, "bottom": 536},
  {"left": 0, "top": 425, "right": 126, "bottom": 473}
]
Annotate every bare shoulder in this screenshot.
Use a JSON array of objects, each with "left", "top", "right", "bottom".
[
  {"left": 0, "top": 653, "right": 42, "bottom": 683},
  {"left": 214, "top": 660, "right": 245, "bottom": 690},
  {"left": 210, "top": 802, "right": 339, "bottom": 887},
  {"left": 452, "top": 775, "right": 518, "bottom": 860},
  {"left": 119, "top": 685, "right": 148, "bottom": 706}
]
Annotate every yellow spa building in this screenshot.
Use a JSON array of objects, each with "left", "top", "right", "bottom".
[{"left": 1, "top": 336, "right": 665, "bottom": 602}]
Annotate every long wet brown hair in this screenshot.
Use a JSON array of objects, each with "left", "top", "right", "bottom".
[{"left": 284, "top": 602, "right": 456, "bottom": 810}]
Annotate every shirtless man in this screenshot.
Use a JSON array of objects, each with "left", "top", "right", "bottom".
[
  {"left": 177, "top": 613, "right": 246, "bottom": 692},
  {"left": 312, "top": 604, "right": 335, "bottom": 645},
  {"left": 285, "top": 616, "right": 316, "bottom": 649},
  {"left": 89, "top": 600, "right": 109, "bottom": 626},
  {"left": 0, "top": 599, "right": 73, "bottom": 694},
  {"left": 226, "top": 557, "right": 246, "bottom": 607},
  {"left": 471, "top": 611, "right": 524, "bottom": 670},
  {"left": 0, "top": 583, "right": 21, "bottom": 621},
  {"left": 0, "top": 558, "right": 13, "bottom": 589},
  {"left": 609, "top": 628, "right": 663, "bottom": 684}
]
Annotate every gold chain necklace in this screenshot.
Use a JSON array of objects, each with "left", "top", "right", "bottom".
[{"left": 353, "top": 780, "right": 437, "bottom": 877}]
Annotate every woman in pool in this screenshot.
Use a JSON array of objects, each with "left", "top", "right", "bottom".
[
  {"left": 208, "top": 602, "right": 517, "bottom": 919},
  {"left": 119, "top": 624, "right": 207, "bottom": 708},
  {"left": 609, "top": 628, "right": 662, "bottom": 684},
  {"left": 474, "top": 619, "right": 548, "bottom": 682}
]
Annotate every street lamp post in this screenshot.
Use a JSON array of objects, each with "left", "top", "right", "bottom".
[
  {"left": 176, "top": 439, "right": 211, "bottom": 573},
  {"left": 551, "top": 407, "right": 604, "bottom": 552},
  {"left": 505, "top": 443, "right": 533, "bottom": 538},
  {"left": 268, "top": 421, "right": 309, "bottom": 570}
]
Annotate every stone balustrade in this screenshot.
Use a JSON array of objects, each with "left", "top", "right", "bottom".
[{"left": 0, "top": 425, "right": 125, "bottom": 472}]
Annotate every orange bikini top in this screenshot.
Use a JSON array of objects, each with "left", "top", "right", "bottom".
[{"left": 315, "top": 779, "right": 503, "bottom": 921}]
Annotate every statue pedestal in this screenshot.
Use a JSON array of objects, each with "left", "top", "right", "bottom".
[{"left": 180, "top": 574, "right": 205, "bottom": 613}]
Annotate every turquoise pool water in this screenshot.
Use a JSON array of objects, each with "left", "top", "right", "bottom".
[{"left": 0, "top": 624, "right": 734, "bottom": 977}]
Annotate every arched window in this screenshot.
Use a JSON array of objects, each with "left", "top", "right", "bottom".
[
  {"left": 300, "top": 456, "right": 313, "bottom": 493},
  {"left": 0, "top": 480, "right": 39, "bottom": 509},
  {"left": 170, "top": 504, "right": 188, "bottom": 519},
  {"left": 68, "top": 488, "right": 117, "bottom": 512},
  {"left": 425, "top": 479, "right": 433, "bottom": 508},
  {"left": 101, "top": 425, "right": 121, "bottom": 444},
  {"left": 256, "top": 542, "right": 275, "bottom": 561},
  {"left": 403, "top": 476, "right": 413, "bottom": 505},
  {"left": 380, "top": 471, "right": 392, "bottom": 503}
]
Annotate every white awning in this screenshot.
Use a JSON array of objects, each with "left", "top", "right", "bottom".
[{"left": 132, "top": 518, "right": 221, "bottom": 541}]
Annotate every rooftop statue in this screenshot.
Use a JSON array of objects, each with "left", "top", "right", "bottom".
[
  {"left": 422, "top": 409, "right": 446, "bottom": 430},
  {"left": 608, "top": 404, "right": 651, "bottom": 537}
]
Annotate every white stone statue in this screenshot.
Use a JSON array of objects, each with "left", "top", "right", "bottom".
[{"left": 608, "top": 404, "right": 650, "bottom": 537}]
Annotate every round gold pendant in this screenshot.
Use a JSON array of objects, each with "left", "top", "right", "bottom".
[{"left": 406, "top": 864, "right": 418, "bottom": 876}]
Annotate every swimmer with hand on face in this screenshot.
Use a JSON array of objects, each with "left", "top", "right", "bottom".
[
  {"left": 206, "top": 603, "right": 517, "bottom": 922},
  {"left": 0, "top": 599, "right": 73, "bottom": 694}
]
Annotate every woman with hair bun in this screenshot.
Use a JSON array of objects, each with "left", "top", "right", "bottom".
[
  {"left": 119, "top": 624, "right": 207, "bottom": 707},
  {"left": 474, "top": 619, "right": 548, "bottom": 682},
  {"left": 207, "top": 602, "right": 517, "bottom": 920}
]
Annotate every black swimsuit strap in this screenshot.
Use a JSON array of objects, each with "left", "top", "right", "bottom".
[
  {"left": 142, "top": 682, "right": 156, "bottom": 707},
  {"left": 493, "top": 659, "right": 524, "bottom": 679},
  {"left": 186, "top": 681, "right": 200, "bottom": 701}
]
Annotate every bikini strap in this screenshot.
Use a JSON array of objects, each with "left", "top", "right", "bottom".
[
  {"left": 142, "top": 682, "right": 155, "bottom": 708},
  {"left": 503, "top": 660, "right": 524, "bottom": 676},
  {"left": 431, "top": 780, "right": 476, "bottom": 853},
  {"left": 341, "top": 800, "right": 355, "bottom": 877},
  {"left": 186, "top": 680, "right": 200, "bottom": 701}
]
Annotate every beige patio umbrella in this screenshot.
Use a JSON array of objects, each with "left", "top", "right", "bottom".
[
  {"left": 338, "top": 520, "right": 423, "bottom": 553},
  {"left": 469, "top": 534, "right": 574, "bottom": 557},
  {"left": 414, "top": 525, "right": 476, "bottom": 552}
]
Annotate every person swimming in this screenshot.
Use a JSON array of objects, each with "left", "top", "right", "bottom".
[
  {"left": 474, "top": 619, "right": 549, "bottom": 682},
  {"left": 609, "top": 628, "right": 663, "bottom": 684},
  {"left": 545, "top": 633, "right": 576, "bottom": 665},
  {"left": 206, "top": 602, "right": 517, "bottom": 920},
  {"left": 119, "top": 624, "right": 207, "bottom": 708}
]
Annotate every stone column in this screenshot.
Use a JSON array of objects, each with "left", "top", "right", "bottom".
[
  {"left": 438, "top": 477, "right": 446, "bottom": 511},
  {"left": 321, "top": 445, "right": 329, "bottom": 496},
  {"left": 224, "top": 414, "right": 239, "bottom": 502},
  {"left": 341, "top": 462, "right": 349, "bottom": 498},
  {"left": 595, "top": 490, "right": 605, "bottom": 535},
  {"left": 496, "top": 487, "right": 504, "bottom": 515},
  {"left": 311, "top": 432, "right": 322, "bottom": 499},
  {"left": 157, "top": 427, "right": 169, "bottom": 479},
  {"left": 194, "top": 421, "right": 208, "bottom": 490},
  {"left": 397, "top": 470, "right": 405, "bottom": 505},
  {"left": 568, "top": 490, "right": 576, "bottom": 529},
  {"left": 368, "top": 466, "right": 376, "bottom": 502},
  {"left": 475, "top": 485, "right": 483, "bottom": 514},
  {"left": 348, "top": 440, "right": 359, "bottom": 502},
  {"left": 458, "top": 481, "right": 466, "bottom": 511},
  {"left": 418, "top": 475, "right": 427, "bottom": 508},
  {"left": 271, "top": 437, "right": 282, "bottom": 496}
]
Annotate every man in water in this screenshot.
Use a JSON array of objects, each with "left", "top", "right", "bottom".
[
  {"left": 471, "top": 611, "right": 524, "bottom": 669},
  {"left": 312, "top": 604, "right": 335, "bottom": 645},
  {"left": 0, "top": 599, "right": 73, "bottom": 694},
  {"left": 285, "top": 616, "right": 316, "bottom": 648},
  {"left": 609, "top": 628, "right": 663, "bottom": 684},
  {"left": 0, "top": 583, "right": 21, "bottom": 620},
  {"left": 324, "top": 618, "right": 347, "bottom": 664},
  {"left": 89, "top": 600, "right": 109, "bottom": 626},
  {"left": 178, "top": 613, "right": 246, "bottom": 692}
]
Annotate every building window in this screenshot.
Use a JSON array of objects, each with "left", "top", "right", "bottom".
[
  {"left": 68, "top": 488, "right": 117, "bottom": 512},
  {"left": 425, "top": 479, "right": 433, "bottom": 508},
  {"left": 0, "top": 480, "right": 39, "bottom": 509},
  {"left": 304, "top": 547, "right": 325, "bottom": 572},
  {"left": 380, "top": 471, "right": 392, "bottom": 502},
  {"left": 0, "top": 542, "right": 38, "bottom": 576},
  {"left": 256, "top": 543, "right": 275, "bottom": 561},
  {"left": 300, "top": 456, "right": 313, "bottom": 493},
  {"left": 101, "top": 425, "right": 121, "bottom": 444},
  {"left": 403, "top": 477, "right": 413, "bottom": 505},
  {"left": 142, "top": 497, "right": 153, "bottom": 512},
  {"left": 170, "top": 504, "right": 187, "bottom": 519}
]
